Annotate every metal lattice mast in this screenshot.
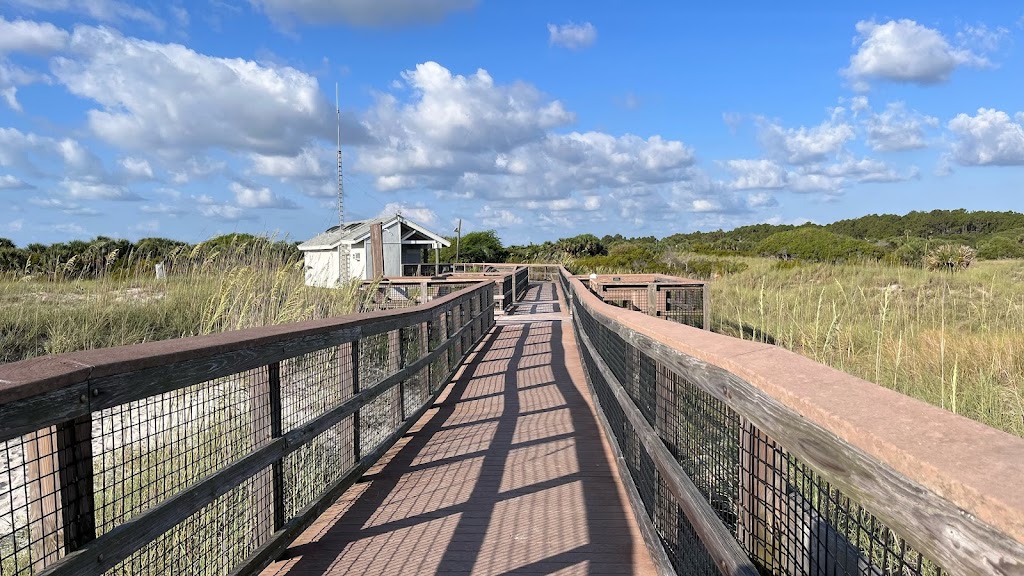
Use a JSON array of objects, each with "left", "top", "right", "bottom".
[{"left": 336, "top": 83, "right": 349, "bottom": 282}]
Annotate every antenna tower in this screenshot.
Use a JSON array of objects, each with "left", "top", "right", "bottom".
[
  {"left": 336, "top": 83, "right": 349, "bottom": 283},
  {"left": 336, "top": 83, "right": 344, "bottom": 226}
]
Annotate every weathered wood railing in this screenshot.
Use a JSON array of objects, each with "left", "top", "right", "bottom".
[
  {"left": 0, "top": 281, "right": 495, "bottom": 576},
  {"left": 559, "top": 267, "right": 1024, "bottom": 576}
]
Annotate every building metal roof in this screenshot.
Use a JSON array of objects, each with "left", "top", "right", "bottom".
[{"left": 298, "top": 215, "right": 451, "bottom": 251}]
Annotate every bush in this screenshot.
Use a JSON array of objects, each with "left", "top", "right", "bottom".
[
  {"left": 977, "top": 232, "right": 1024, "bottom": 260},
  {"left": 925, "top": 244, "right": 976, "bottom": 272},
  {"left": 756, "top": 228, "right": 887, "bottom": 263}
]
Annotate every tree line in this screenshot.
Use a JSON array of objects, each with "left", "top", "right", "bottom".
[{"left": 0, "top": 234, "right": 301, "bottom": 280}]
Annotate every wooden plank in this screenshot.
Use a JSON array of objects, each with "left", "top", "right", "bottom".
[
  {"left": 88, "top": 328, "right": 360, "bottom": 412},
  {"left": 567, "top": 271, "right": 1024, "bottom": 576},
  {"left": 27, "top": 425, "right": 63, "bottom": 571},
  {"left": 370, "top": 223, "right": 384, "bottom": 279},
  {"left": 0, "top": 385, "right": 89, "bottom": 444},
  {"left": 55, "top": 415, "right": 94, "bottom": 553},
  {"left": 574, "top": 316, "right": 759, "bottom": 576}
]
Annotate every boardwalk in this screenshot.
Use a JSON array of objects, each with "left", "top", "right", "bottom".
[{"left": 261, "top": 282, "right": 657, "bottom": 575}]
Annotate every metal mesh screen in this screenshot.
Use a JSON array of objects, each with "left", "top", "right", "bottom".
[
  {"left": 93, "top": 368, "right": 271, "bottom": 534},
  {"left": 111, "top": 467, "right": 273, "bottom": 575},
  {"left": 570, "top": 284, "right": 945, "bottom": 576},
  {"left": 1, "top": 281, "right": 493, "bottom": 576}
]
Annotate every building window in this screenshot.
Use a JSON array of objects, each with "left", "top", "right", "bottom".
[{"left": 353, "top": 252, "right": 360, "bottom": 260}]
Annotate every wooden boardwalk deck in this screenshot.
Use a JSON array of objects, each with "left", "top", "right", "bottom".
[{"left": 260, "top": 282, "right": 657, "bottom": 575}]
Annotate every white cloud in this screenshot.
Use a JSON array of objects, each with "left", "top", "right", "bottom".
[
  {"left": 844, "top": 19, "right": 990, "bottom": 90},
  {"left": 475, "top": 205, "right": 522, "bottom": 228},
  {"left": 119, "top": 156, "right": 154, "bottom": 180},
  {"left": 169, "top": 156, "right": 226, "bottom": 184},
  {"left": 351, "top": 62, "right": 698, "bottom": 230},
  {"left": 746, "top": 192, "right": 778, "bottom": 209},
  {"left": 757, "top": 118, "right": 855, "bottom": 165},
  {"left": 54, "top": 222, "right": 85, "bottom": 235},
  {"left": 376, "top": 202, "right": 438, "bottom": 226},
  {"left": 0, "top": 127, "right": 108, "bottom": 179},
  {"left": 0, "top": 17, "right": 69, "bottom": 54},
  {"left": 52, "top": 26, "right": 341, "bottom": 157},
  {"left": 253, "top": 0, "right": 476, "bottom": 27},
  {"left": 547, "top": 22, "right": 597, "bottom": 50},
  {"left": 28, "top": 197, "right": 100, "bottom": 215},
  {"left": 230, "top": 181, "right": 297, "bottom": 209},
  {"left": 948, "top": 108, "right": 1024, "bottom": 166},
  {"left": 5, "top": 0, "right": 162, "bottom": 29},
  {"left": 198, "top": 202, "right": 252, "bottom": 221},
  {"left": 724, "top": 159, "right": 787, "bottom": 189},
  {"left": 250, "top": 147, "right": 328, "bottom": 179},
  {"left": 690, "top": 199, "right": 722, "bottom": 213},
  {"left": 140, "top": 203, "right": 188, "bottom": 216},
  {"left": 0, "top": 174, "right": 34, "bottom": 190},
  {"left": 863, "top": 101, "right": 938, "bottom": 151},
  {"left": 61, "top": 178, "right": 139, "bottom": 200},
  {"left": 1, "top": 219, "right": 24, "bottom": 233}
]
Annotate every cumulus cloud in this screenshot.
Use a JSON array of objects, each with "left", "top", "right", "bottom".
[
  {"left": 843, "top": 19, "right": 991, "bottom": 90},
  {"left": 61, "top": 178, "right": 140, "bottom": 200},
  {"left": 51, "top": 26, "right": 347, "bottom": 157},
  {"left": 948, "top": 108, "right": 1024, "bottom": 166},
  {"left": 119, "top": 156, "right": 154, "bottom": 180},
  {"left": 0, "top": 127, "right": 107, "bottom": 179},
  {"left": 229, "top": 181, "right": 297, "bottom": 209},
  {"left": 756, "top": 118, "right": 855, "bottom": 165},
  {"left": 250, "top": 147, "right": 329, "bottom": 179},
  {"left": 475, "top": 205, "right": 523, "bottom": 228},
  {"left": 862, "top": 101, "right": 938, "bottom": 151},
  {"left": 547, "top": 22, "right": 597, "bottom": 50},
  {"left": 0, "top": 17, "right": 69, "bottom": 54},
  {"left": 5, "top": 0, "right": 162, "bottom": 29},
  {"left": 252, "top": 0, "right": 476, "bottom": 27},
  {"left": 724, "top": 159, "right": 787, "bottom": 189},
  {"left": 29, "top": 197, "right": 100, "bottom": 215},
  {"left": 376, "top": 202, "right": 438, "bottom": 226},
  {"left": 0, "top": 174, "right": 34, "bottom": 190}
]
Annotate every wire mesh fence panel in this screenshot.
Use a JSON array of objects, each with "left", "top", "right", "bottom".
[
  {"left": 93, "top": 368, "right": 270, "bottom": 537},
  {"left": 569, "top": 274, "right": 950, "bottom": 576},
  {"left": 112, "top": 466, "right": 274, "bottom": 576},
  {"left": 282, "top": 418, "right": 354, "bottom": 520},
  {"left": 662, "top": 287, "right": 704, "bottom": 328},
  {"left": 359, "top": 387, "right": 401, "bottom": 457},
  {"left": 0, "top": 282, "right": 497, "bottom": 576},
  {"left": 280, "top": 347, "right": 347, "bottom": 432}
]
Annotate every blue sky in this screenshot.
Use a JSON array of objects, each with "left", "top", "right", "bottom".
[{"left": 0, "top": 1, "right": 1022, "bottom": 246}]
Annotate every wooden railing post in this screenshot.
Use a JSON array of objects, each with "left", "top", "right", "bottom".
[
  {"left": 351, "top": 341, "right": 361, "bottom": 462},
  {"left": 26, "top": 413, "right": 95, "bottom": 572},
  {"left": 268, "top": 362, "right": 284, "bottom": 531},
  {"left": 250, "top": 365, "right": 275, "bottom": 542}
]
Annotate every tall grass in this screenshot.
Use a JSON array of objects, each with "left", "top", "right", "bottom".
[
  {"left": 706, "top": 256, "right": 1024, "bottom": 437},
  {"left": 0, "top": 238, "right": 366, "bottom": 364}
]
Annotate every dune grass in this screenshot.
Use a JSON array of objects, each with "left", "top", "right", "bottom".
[
  {"left": 705, "top": 256, "right": 1024, "bottom": 437},
  {"left": 0, "top": 241, "right": 366, "bottom": 364}
]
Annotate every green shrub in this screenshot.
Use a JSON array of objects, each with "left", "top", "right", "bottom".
[
  {"left": 756, "top": 228, "right": 887, "bottom": 263},
  {"left": 925, "top": 244, "right": 976, "bottom": 272}
]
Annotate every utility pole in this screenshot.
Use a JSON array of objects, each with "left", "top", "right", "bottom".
[{"left": 455, "top": 219, "right": 461, "bottom": 264}]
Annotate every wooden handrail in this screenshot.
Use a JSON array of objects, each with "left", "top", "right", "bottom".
[
  {"left": 0, "top": 280, "right": 496, "bottom": 576},
  {"left": 559, "top": 266, "right": 1024, "bottom": 575}
]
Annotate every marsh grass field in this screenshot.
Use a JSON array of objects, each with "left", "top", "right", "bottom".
[{"left": 706, "top": 256, "right": 1024, "bottom": 438}]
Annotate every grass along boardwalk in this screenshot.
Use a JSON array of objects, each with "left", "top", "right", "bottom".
[{"left": 260, "top": 282, "right": 657, "bottom": 575}]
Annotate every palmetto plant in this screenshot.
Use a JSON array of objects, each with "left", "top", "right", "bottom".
[{"left": 925, "top": 244, "right": 976, "bottom": 272}]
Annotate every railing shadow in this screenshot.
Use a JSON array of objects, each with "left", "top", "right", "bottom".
[{"left": 270, "top": 283, "right": 640, "bottom": 574}]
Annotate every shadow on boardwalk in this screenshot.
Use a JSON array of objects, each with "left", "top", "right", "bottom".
[{"left": 262, "top": 283, "right": 653, "bottom": 575}]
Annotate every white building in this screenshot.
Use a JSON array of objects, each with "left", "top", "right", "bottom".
[{"left": 298, "top": 215, "right": 451, "bottom": 287}]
